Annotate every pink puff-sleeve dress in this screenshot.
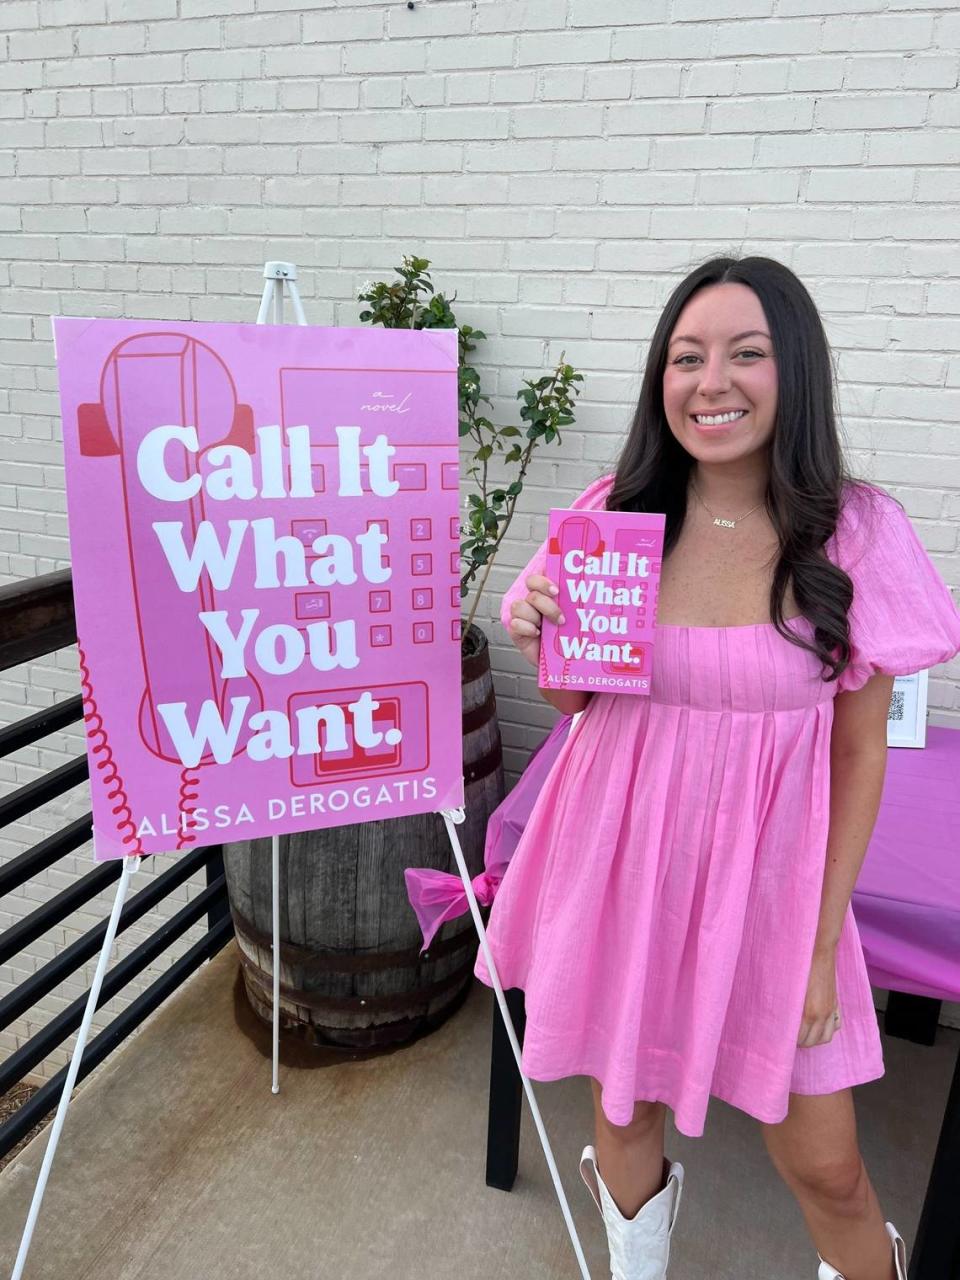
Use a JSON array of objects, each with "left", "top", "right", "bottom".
[{"left": 474, "top": 473, "right": 960, "bottom": 1136}]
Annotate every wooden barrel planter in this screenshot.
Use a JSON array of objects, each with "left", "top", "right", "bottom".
[{"left": 222, "top": 622, "right": 506, "bottom": 1050}]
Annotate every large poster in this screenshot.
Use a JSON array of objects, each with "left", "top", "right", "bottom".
[{"left": 53, "top": 318, "right": 464, "bottom": 860}]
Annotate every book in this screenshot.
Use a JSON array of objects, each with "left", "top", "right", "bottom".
[{"left": 537, "top": 506, "right": 666, "bottom": 695}]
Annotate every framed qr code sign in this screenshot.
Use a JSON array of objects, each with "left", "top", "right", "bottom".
[{"left": 886, "top": 671, "right": 928, "bottom": 749}]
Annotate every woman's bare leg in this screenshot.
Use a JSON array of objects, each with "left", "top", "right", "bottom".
[
  {"left": 760, "top": 1088, "right": 897, "bottom": 1280},
  {"left": 589, "top": 1077, "right": 668, "bottom": 1219}
]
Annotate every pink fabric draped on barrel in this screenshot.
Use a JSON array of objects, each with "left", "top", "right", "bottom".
[{"left": 404, "top": 715, "right": 573, "bottom": 952}]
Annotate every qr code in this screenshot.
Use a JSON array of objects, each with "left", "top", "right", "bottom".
[{"left": 888, "top": 689, "right": 905, "bottom": 722}]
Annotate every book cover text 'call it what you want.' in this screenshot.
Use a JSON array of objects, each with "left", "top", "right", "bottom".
[{"left": 538, "top": 507, "right": 666, "bottom": 696}]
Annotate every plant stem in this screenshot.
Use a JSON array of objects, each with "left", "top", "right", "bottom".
[
  {"left": 463, "top": 546, "right": 499, "bottom": 638},
  {"left": 463, "top": 438, "right": 537, "bottom": 637}
]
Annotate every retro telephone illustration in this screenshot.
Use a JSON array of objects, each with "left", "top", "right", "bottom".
[{"left": 77, "top": 333, "right": 265, "bottom": 846}]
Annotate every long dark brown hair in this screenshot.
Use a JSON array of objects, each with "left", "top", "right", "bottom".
[{"left": 604, "top": 255, "right": 895, "bottom": 685}]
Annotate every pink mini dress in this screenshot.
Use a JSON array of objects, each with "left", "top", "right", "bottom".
[{"left": 475, "top": 473, "right": 960, "bottom": 1136}]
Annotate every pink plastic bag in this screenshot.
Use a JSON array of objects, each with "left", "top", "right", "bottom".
[{"left": 404, "top": 714, "right": 574, "bottom": 951}]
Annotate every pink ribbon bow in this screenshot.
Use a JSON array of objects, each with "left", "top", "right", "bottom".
[
  {"left": 403, "top": 714, "right": 575, "bottom": 953},
  {"left": 403, "top": 865, "right": 506, "bottom": 953}
]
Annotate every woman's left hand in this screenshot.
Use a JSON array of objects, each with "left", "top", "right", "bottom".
[{"left": 796, "top": 945, "right": 840, "bottom": 1048}]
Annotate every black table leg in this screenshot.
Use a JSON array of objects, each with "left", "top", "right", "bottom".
[
  {"left": 885, "top": 991, "right": 942, "bottom": 1047},
  {"left": 882, "top": 991, "right": 959, "bottom": 1279},
  {"left": 908, "top": 1033, "right": 960, "bottom": 1280},
  {"left": 485, "top": 987, "right": 526, "bottom": 1191}
]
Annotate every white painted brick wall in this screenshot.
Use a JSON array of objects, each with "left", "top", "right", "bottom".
[{"left": 2, "top": 0, "right": 960, "bottom": 1070}]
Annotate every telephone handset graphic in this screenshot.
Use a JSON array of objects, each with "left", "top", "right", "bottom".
[
  {"left": 541, "top": 514, "right": 605, "bottom": 687},
  {"left": 77, "top": 333, "right": 264, "bottom": 847}
]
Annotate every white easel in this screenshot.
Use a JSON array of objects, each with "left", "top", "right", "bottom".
[
  {"left": 11, "top": 269, "right": 302, "bottom": 1277},
  {"left": 258, "top": 262, "right": 590, "bottom": 1275},
  {"left": 12, "top": 269, "right": 590, "bottom": 1280},
  {"left": 438, "top": 809, "right": 591, "bottom": 1278},
  {"left": 10, "top": 854, "right": 142, "bottom": 1280},
  {"left": 257, "top": 259, "right": 306, "bottom": 328}
]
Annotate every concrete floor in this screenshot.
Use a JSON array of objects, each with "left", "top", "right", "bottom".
[{"left": 0, "top": 942, "right": 955, "bottom": 1280}]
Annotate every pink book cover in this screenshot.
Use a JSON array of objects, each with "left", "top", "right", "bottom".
[{"left": 538, "top": 507, "right": 666, "bottom": 695}]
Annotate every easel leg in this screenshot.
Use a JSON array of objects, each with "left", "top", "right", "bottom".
[
  {"left": 439, "top": 808, "right": 591, "bottom": 1280},
  {"left": 486, "top": 986, "right": 526, "bottom": 1191},
  {"left": 10, "top": 853, "right": 141, "bottom": 1280},
  {"left": 271, "top": 832, "right": 280, "bottom": 1095},
  {"left": 255, "top": 263, "right": 305, "bottom": 1103},
  {"left": 257, "top": 262, "right": 307, "bottom": 328}
]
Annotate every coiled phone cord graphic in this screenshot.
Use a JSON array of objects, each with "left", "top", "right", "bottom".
[
  {"left": 175, "top": 766, "right": 200, "bottom": 850},
  {"left": 79, "top": 643, "right": 144, "bottom": 856}
]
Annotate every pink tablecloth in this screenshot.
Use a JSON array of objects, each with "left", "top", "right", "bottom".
[{"left": 852, "top": 724, "right": 960, "bottom": 1003}]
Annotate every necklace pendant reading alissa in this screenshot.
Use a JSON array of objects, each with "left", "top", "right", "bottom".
[{"left": 691, "top": 480, "right": 765, "bottom": 530}]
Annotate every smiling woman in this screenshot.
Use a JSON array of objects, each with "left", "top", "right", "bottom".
[
  {"left": 482, "top": 255, "right": 960, "bottom": 1280},
  {"left": 691, "top": 408, "right": 748, "bottom": 426},
  {"left": 663, "top": 293, "right": 778, "bottom": 459}
]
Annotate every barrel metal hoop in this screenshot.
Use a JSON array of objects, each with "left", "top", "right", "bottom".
[
  {"left": 461, "top": 688, "right": 498, "bottom": 735},
  {"left": 460, "top": 637, "right": 490, "bottom": 684},
  {"left": 231, "top": 906, "right": 481, "bottom": 972},
  {"left": 463, "top": 741, "right": 503, "bottom": 786},
  {"left": 239, "top": 949, "right": 479, "bottom": 1014}
]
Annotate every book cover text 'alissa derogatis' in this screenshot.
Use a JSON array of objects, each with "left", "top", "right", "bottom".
[{"left": 538, "top": 507, "right": 666, "bottom": 696}]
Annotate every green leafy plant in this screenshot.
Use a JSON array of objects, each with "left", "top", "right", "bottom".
[{"left": 357, "top": 255, "right": 584, "bottom": 643}]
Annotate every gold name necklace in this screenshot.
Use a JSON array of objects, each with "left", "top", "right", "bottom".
[{"left": 690, "top": 480, "right": 765, "bottom": 530}]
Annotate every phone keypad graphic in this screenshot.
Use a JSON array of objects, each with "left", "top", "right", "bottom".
[
  {"left": 601, "top": 527, "right": 657, "bottom": 674},
  {"left": 291, "top": 519, "right": 327, "bottom": 546},
  {"left": 287, "top": 681, "right": 429, "bottom": 786},
  {"left": 295, "top": 591, "right": 331, "bottom": 620},
  {"left": 277, "top": 366, "right": 462, "bottom": 789}
]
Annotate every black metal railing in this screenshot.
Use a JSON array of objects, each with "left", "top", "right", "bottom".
[{"left": 0, "top": 569, "right": 234, "bottom": 1161}]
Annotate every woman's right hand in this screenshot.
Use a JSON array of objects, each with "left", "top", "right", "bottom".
[{"left": 507, "top": 573, "right": 565, "bottom": 669}]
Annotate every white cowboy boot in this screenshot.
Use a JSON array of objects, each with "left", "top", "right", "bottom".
[
  {"left": 579, "top": 1144, "right": 684, "bottom": 1280},
  {"left": 817, "top": 1221, "right": 908, "bottom": 1280}
]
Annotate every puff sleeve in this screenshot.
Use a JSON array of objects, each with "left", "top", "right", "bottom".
[
  {"left": 499, "top": 471, "right": 616, "bottom": 633},
  {"left": 834, "top": 486, "right": 960, "bottom": 695}
]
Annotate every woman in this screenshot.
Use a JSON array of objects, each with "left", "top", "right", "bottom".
[{"left": 474, "top": 256, "right": 960, "bottom": 1280}]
